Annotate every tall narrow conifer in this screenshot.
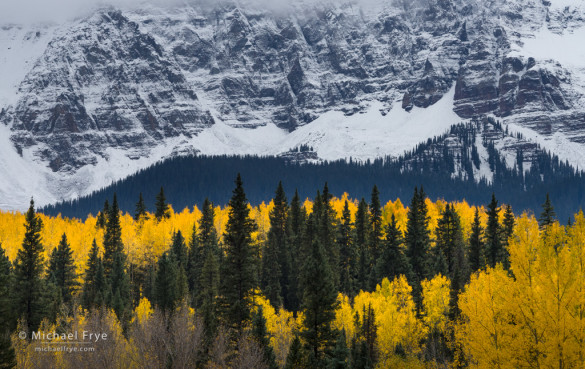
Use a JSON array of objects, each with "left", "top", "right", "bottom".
[
  {"left": 220, "top": 174, "right": 258, "bottom": 334},
  {"left": 13, "top": 199, "right": 46, "bottom": 332}
]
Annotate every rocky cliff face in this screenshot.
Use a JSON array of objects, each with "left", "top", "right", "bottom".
[{"left": 1, "top": 0, "right": 585, "bottom": 208}]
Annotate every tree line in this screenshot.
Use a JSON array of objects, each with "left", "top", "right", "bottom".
[{"left": 0, "top": 175, "right": 573, "bottom": 368}]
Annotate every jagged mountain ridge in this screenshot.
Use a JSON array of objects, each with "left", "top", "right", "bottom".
[{"left": 1, "top": 0, "right": 585, "bottom": 210}]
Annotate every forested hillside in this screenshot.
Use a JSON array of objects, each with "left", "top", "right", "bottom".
[
  {"left": 1, "top": 176, "right": 584, "bottom": 368},
  {"left": 42, "top": 119, "right": 585, "bottom": 221}
]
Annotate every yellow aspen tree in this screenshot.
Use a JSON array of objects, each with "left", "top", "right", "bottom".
[
  {"left": 421, "top": 274, "right": 450, "bottom": 333},
  {"left": 457, "top": 265, "right": 517, "bottom": 369},
  {"left": 333, "top": 293, "right": 356, "bottom": 346}
]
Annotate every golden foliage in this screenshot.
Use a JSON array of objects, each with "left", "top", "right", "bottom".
[
  {"left": 421, "top": 274, "right": 450, "bottom": 333},
  {"left": 458, "top": 213, "right": 585, "bottom": 368}
]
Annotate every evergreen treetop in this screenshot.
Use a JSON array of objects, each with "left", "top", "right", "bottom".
[
  {"left": 13, "top": 199, "right": 46, "bottom": 332},
  {"left": 134, "top": 192, "right": 147, "bottom": 221},
  {"left": 47, "top": 233, "right": 77, "bottom": 305},
  {"left": 220, "top": 174, "right": 258, "bottom": 334},
  {"left": 539, "top": 193, "right": 557, "bottom": 229},
  {"left": 155, "top": 187, "right": 171, "bottom": 221}
]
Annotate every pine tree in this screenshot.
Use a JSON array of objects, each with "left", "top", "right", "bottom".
[
  {"left": 13, "top": 199, "right": 46, "bottom": 332},
  {"left": 301, "top": 214, "right": 339, "bottom": 367},
  {"left": 0, "top": 331, "right": 15, "bottom": 369},
  {"left": 327, "top": 329, "right": 349, "bottom": 369},
  {"left": 170, "top": 231, "right": 188, "bottom": 271},
  {"left": 252, "top": 306, "right": 278, "bottom": 369},
  {"left": 103, "top": 194, "right": 124, "bottom": 277},
  {"left": 0, "top": 244, "right": 13, "bottom": 328},
  {"left": 350, "top": 339, "right": 372, "bottom": 369},
  {"left": 47, "top": 233, "right": 77, "bottom": 306},
  {"left": 188, "top": 198, "right": 219, "bottom": 307},
  {"left": 109, "top": 252, "right": 131, "bottom": 323},
  {"left": 485, "top": 194, "right": 503, "bottom": 268},
  {"left": 143, "top": 263, "right": 156, "bottom": 304},
  {"left": 319, "top": 184, "right": 339, "bottom": 290},
  {"left": 82, "top": 239, "right": 104, "bottom": 309},
  {"left": 369, "top": 185, "right": 383, "bottom": 265},
  {"left": 155, "top": 252, "right": 180, "bottom": 313},
  {"left": 261, "top": 182, "right": 289, "bottom": 308},
  {"left": 355, "top": 198, "right": 370, "bottom": 292},
  {"left": 220, "top": 174, "right": 258, "bottom": 334},
  {"left": 338, "top": 200, "right": 356, "bottom": 297},
  {"left": 375, "top": 214, "right": 412, "bottom": 284},
  {"left": 501, "top": 204, "right": 514, "bottom": 269},
  {"left": 102, "top": 195, "right": 130, "bottom": 322},
  {"left": 96, "top": 199, "right": 110, "bottom": 229},
  {"left": 434, "top": 206, "right": 470, "bottom": 319},
  {"left": 435, "top": 205, "right": 466, "bottom": 277},
  {"left": 539, "top": 193, "right": 556, "bottom": 229},
  {"left": 405, "top": 187, "right": 431, "bottom": 309},
  {"left": 285, "top": 335, "right": 305, "bottom": 369},
  {"left": 0, "top": 244, "right": 16, "bottom": 369},
  {"left": 287, "top": 190, "right": 305, "bottom": 312},
  {"left": 356, "top": 304, "right": 377, "bottom": 367},
  {"left": 155, "top": 187, "right": 170, "bottom": 221},
  {"left": 198, "top": 243, "right": 220, "bottom": 347},
  {"left": 187, "top": 222, "right": 201, "bottom": 304},
  {"left": 468, "top": 207, "right": 485, "bottom": 272},
  {"left": 134, "top": 192, "right": 147, "bottom": 221}
]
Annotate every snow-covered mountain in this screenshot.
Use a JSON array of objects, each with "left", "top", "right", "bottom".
[{"left": 1, "top": 0, "right": 585, "bottom": 210}]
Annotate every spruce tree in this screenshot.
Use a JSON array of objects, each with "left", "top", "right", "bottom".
[
  {"left": 338, "top": 200, "right": 356, "bottom": 297},
  {"left": 13, "top": 199, "right": 46, "bottom": 332},
  {"left": 355, "top": 304, "right": 377, "bottom": 367},
  {"left": 301, "top": 214, "right": 339, "bottom": 367},
  {"left": 319, "top": 184, "right": 339, "bottom": 290},
  {"left": 143, "top": 263, "right": 156, "bottom": 304},
  {"left": 109, "top": 252, "right": 131, "bottom": 322},
  {"left": 96, "top": 199, "right": 109, "bottom": 229},
  {"left": 188, "top": 198, "right": 219, "bottom": 307},
  {"left": 103, "top": 195, "right": 130, "bottom": 322},
  {"left": 187, "top": 222, "right": 201, "bottom": 304},
  {"left": 47, "top": 233, "right": 77, "bottom": 306},
  {"left": 485, "top": 194, "right": 503, "bottom": 268},
  {"left": 327, "top": 330, "right": 349, "bottom": 369},
  {"left": 355, "top": 198, "right": 370, "bottom": 292},
  {"left": 449, "top": 234, "right": 470, "bottom": 319},
  {"left": 198, "top": 243, "right": 220, "bottom": 347},
  {"left": 0, "top": 244, "right": 16, "bottom": 369},
  {"left": 155, "top": 187, "right": 170, "bottom": 221},
  {"left": 468, "top": 207, "right": 485, "bottom": 272},
  {"left": 369, "top": 185, "right": 383, "bottom": 264},
  {"left": 252, "top": 306, "right": 278, "bottom": 369},
  {"left": 170, "top": 231, "right": 188, "bottom": 270},
  {"left": 435, "top": 205, "right": 466, "bottom": 277},
  {"left": 285, "top": 335, "right": 305, "bottom": 369},
  {"left": 261, "top": 182, "right": 289, "bottom": 308},
  {"left": 287, "top": 190, "right": 305, "bottom": 312},
  {"left": 435, "top": 206, "right": 470, "bottom": 319},
  {"left": 0, "top": 331, "right": 15, "bottom": 369},
  {"left": 375, "top": 214, "right": 412, "bottom": 284},
  {"left": 0, "top": 244, "right": 14, "bottom": 328},
  {"left": 134, "top": 192, "right": 147, "bottom": 221},
  {"left": 103, "top": 194, "right": 124, "bottom": 276},
  {"left": 82, "top": 239, "right": 103, "bottom": 309},
  {"left": 501, "top": 204, "right": 514, "bottom": 269},
  {"left": 405, "top": 187, "right": 431, "bottom": 309},
  {"left": 220, "top": 174, "right": 258, "bottom": 334},
  {"left": 538, "top": 193, "right": 556, "bottom": 229},
  {"left": 155, "top": 252, "right": 180, "bottom": 313}
]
